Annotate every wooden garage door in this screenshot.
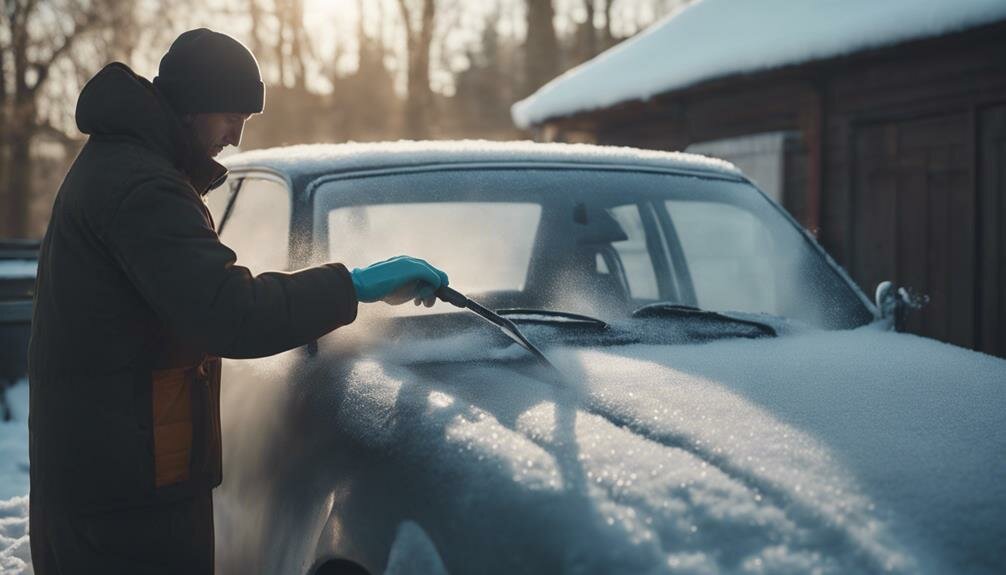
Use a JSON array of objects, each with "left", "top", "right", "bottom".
[
  {"left": 851, "top": 114, "right": 975, "bottom": 349},
  {"left": 979, "top": 105, "right": 1006, "bottom": 358}
]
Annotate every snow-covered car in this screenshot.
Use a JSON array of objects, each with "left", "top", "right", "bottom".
[
  {"left": 213, "top": 141, "right": 1005, "bottom": 575},
  {"left": 0, "top": 240, "right": 37, "bottom": 422}
]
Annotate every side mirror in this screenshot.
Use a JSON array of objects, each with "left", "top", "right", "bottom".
[{"left": 875, "top": 281, "right": 929, "bottom": 331}]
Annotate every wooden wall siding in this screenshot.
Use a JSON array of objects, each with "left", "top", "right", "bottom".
[
  {"left": 822, "top": 104, "right": 852, "bottom": 266},
  {"left": 782, "top": 136, "right": 809, "bottom": 227},
  {"left": 799, "top": 87, "right": 824, "bottom": 236},
  {"left": 593, "top": 81, "right": 812, "bottom": 152},
  {"left": 979, "top": 105, "right": 1006, "bottom": 357},
  {"left": 851, "top": 114, "right": 974, "bottom": 348},
  {"left": 821, "top": 26, "right": 1003, "bottom": 352},
  {"left": 679, "top": 82, "right": 811, "bottom": 144}
]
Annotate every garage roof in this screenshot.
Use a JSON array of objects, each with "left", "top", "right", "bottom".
[{"left": 511, "top": 0, "right": 1006, "bottom": 128}]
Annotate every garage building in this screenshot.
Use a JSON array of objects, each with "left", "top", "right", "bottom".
[{"left": 513, "top": 0, "right": 1006, "bottom": 358}]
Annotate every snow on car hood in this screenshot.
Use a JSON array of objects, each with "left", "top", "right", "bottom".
[{"left": 221, "top": 325, "right": 1006, "bottom": 574}]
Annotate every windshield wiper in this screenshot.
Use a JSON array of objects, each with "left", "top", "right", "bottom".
[
  {"left": 435, "top": 287, "right": 559, "bottom": 371},
  {"left": 496, "top": 309, "right": 608, "bottom": 329},
  {"left": 631, "top": 303, "right": 777, "bottom": 338}
]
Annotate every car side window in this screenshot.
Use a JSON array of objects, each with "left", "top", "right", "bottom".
[
  {"left": 609, "top": 204, "right": 660, "bottom": 300},
  {"left": 218, "top": 178, "right": 291, "bottom": 275},
  {"left": 665, "top": 199, "right": 776, "bottom": 313}
]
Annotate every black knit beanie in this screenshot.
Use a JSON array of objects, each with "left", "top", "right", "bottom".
[{"left": 153, "top": 28, "right": 264, "bottom": 115}]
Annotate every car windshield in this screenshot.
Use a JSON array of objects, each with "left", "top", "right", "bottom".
[{"left": 313, "top": 168, "right": 873, "bottom": 330}]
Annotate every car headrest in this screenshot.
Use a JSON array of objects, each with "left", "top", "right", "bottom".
[{"left": 574, "top": 203, "right": 629, "bottom": 245}]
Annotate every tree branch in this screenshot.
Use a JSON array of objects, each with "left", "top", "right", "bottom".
[
  {"left": 28, "top": 8, "right": 102, "bottom": 96},
  {"left": 396, "top": 0, "right": 414, "bottom": 43}
]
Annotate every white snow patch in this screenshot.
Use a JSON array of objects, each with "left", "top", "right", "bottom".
[
  {"left": 512, "top": 0, "right": 1006, "bottom": 128},
  {"left": 0, "top": 496, "right": 30, "bottom": 575},
  {"left": 0, "top": 380, "right": 30, "bottom": 574},
  {"left": 0, "top": 261, "right": 36, "bottom": 280},
  {"left": 293, "top": 325, "right": 1006, "bottom": 573},
  {"left": 223, "top": 140, "right": 740, "bottom": 181},
  {"left": 0, "top": 382, "right": 29, "bottom": 501}
]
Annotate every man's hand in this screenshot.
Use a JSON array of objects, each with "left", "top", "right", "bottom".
[{"left": 350, "top": 256, "right": 449, "bottom": 307}]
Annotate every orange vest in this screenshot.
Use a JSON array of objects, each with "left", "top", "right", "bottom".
[{"left": 152, "top": 356, "right": 222, "bottom": 489}]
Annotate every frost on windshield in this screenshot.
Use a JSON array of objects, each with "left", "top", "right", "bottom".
[
  {"left": 328, "top": 202, "right": 541, "bottom": 295},
  {"left": 313, "top": 169, "right": 873, "bottom": 329}
]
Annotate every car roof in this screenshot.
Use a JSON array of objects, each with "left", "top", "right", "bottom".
[{"left": 221, "top": 140, "right": 745, "bottom": 187}]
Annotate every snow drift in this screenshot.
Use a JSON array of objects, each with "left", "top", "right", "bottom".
[{"left": 216, "top": 322, "right": 1006, "bottom": 574}]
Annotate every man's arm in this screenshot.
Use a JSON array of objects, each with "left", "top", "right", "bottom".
[{"left": 104, "top": 178, "right": 357, "bottom": 359}]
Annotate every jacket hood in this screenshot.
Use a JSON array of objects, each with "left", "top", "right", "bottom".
[{"left": 75, "top": 62, "right": 227, "bottom": 194}]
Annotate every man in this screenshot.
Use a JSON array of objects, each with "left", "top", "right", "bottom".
[{"left": 28, "top": 28, "right": 447, "bottom": 573}]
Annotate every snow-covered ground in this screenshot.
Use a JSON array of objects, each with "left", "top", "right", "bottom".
[{"left": 0, "top": 380, "right": 31, "bottom": 574}]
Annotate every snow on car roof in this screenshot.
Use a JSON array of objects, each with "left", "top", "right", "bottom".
[
  {"left": 222, "top": 140, "right": 742, "bottom": 182},
  {"left": 512, "top": 0, "right": 1006, "bottom": 128}
]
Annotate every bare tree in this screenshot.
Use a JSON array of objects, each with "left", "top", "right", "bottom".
[
  {"left": 0, "top": 0, "right": 113, "bottom": 237},
  {"left": 396, "top": 0, "right": 436, "bottom": 138},
  {"left": 581, "top": 0, "right": 597, "bottom": 58},
  {"left": 287, "top": 0, "right": 308, "bottom": 91},
  {"left": 450, "top": 7, "right": 523, "bottom": 139},
  {"left": 324, "top": 0, "right": 400, "bottom": 141},
  {"left": 523, "top": 0, "right": 558, "bottom": 97},
  {"left": 602, "top": 0, "right": 616, "bottom": 47},
  {"left": 103, "top": 0, "right": 140, "bottom": 62},
  {"left": 249, "top": 0, "right": 309, "bottom": 90},
  {"left": 247, "top": 0, "right": 265, "bottom": 63},
  {"left": 1, "top": 5, "right": 9, "bottom": 151}
]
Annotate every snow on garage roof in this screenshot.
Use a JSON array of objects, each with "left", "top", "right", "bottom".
[
  {"left": 222, "top": 140, "right": 742, "bottom": 181},
  {"left": 512, "top": 0, "right": 1006, "bottom": 128}
]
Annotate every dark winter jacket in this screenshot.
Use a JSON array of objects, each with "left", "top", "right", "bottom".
[{"left": 28, "top": 63, "right": 358, "bottom": 511}]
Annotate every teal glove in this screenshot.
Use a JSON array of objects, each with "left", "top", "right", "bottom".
[{"left": 351, "top": 256, "right": 449, "bottom": 306}]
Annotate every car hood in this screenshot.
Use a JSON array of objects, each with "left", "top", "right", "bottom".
[{"left": 219, "top": 324, "right": 1006, "bottom": 574}]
